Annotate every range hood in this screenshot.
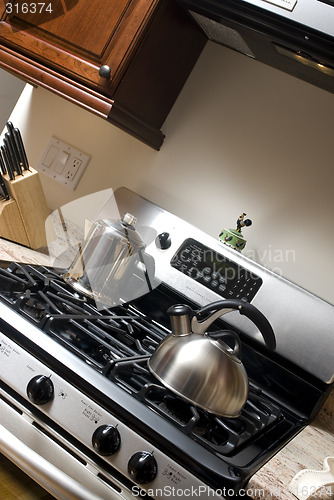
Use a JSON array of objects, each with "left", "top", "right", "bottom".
[{"left": 177, "top": 0, "right": 334, "bottom": 94}]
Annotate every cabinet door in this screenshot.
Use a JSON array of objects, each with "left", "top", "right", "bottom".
[
  {"left": 0, "top": 0, "right": 206, "bottom": 149},
  {"left": 0, "top": 0, "right": 158, "bottom": 93}
]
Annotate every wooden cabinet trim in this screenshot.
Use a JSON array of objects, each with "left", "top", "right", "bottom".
[
  {"left": 0, "top": 22, "right": 103, "bottom": 86},
  {"left": 108, "top": 101, "right": 165, "bottom": 150},
  {"left": 0, "top": 45, "right": 113, "bottom": 117}
]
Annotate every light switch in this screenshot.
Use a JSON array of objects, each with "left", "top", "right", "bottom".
[
  {"left": 42, "top": 145, "right": 59, "bottom": 168},
  {"left": 54, "top": 151, "right": 69, "bottom": 174},
  {"left": 36, "top": 137, "right": 90, "bottom": 190}
]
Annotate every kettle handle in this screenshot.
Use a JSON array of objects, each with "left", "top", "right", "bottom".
[{"left": 192, "top": 299, "right": 276, "bottom": 350}]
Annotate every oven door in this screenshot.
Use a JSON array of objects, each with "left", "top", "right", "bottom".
[{"left": 0, "top": 385, "right": 134, "bottom": 500}]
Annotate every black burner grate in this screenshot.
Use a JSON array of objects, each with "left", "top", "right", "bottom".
[
  {"left": 108, "top": 357, "right": 282, "bottom": 456},
  {"left": 0, "top": 262, "right": 283, "bottom": 457},
  {"left": 0, "top": 263, "right": 168, "bottom": 371}
]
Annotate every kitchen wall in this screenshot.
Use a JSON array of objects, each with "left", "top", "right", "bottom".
[
  {"left": 5, "top": 42, "right": 334, "bottom": 304},
  {"left": 0, "top": 68, "right": 25, "bottom": 127}
]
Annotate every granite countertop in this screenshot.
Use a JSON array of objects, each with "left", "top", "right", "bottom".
[
  {"left": 0, "top": 238, "right": 51, "bottom": 266},
  {"left": 1, "top": 238, "right": 334, "bottom": 500},
  {"left": 248, "top": 389, "right": 334, "bottom": 499}
]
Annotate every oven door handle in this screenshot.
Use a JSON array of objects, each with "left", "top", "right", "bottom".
[{"left": 0, "top": 424, "right": 105, "bottom": 500}]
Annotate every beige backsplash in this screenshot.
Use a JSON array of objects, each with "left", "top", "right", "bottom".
[{"left": 3, "top": 42, "right": 334, "bottom": 305}]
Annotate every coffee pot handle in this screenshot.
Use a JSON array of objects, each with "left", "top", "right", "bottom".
[{"left": 192, "top": 299, "right": 276, "bottom": 350}]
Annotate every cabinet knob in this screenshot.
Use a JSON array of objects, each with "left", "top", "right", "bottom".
[{"left": 99, "top": 65, "right": 111, "bottom": 79}]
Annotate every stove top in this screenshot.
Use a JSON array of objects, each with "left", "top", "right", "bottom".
[
  {"left": 0, "top": 187, "right": 333, "bottom": 497},
  {"left": 0, "top": 260, "right": 327, "bottom": 493}
]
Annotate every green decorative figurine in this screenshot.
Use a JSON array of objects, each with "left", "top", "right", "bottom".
[{"left": 219, "top": 213, "right": 252, "bottom": 251}]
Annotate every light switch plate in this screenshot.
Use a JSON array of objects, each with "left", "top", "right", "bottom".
[{"left": 36, "top": 137, "right": 90, "bottom": 190}]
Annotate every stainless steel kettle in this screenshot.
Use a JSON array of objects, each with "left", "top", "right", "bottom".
[
  {"left": 63, "top": 213, "right": 153, "bottom": 308},
  {"left": 148, "top": 299, "right": 276, "bottom": 418}
]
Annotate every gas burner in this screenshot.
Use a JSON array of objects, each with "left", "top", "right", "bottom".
[
  {"left": 0, "top": 261, "right": 285, "bottom": 459},
  {"left": 0, "top": 262, "right": 168, "bottom": 371},
  {"left": 0, "top": 256, "right": 330, "bottom": 498},
  {"left": 109, "top": 357, "right": 283, "bottom": 456}
]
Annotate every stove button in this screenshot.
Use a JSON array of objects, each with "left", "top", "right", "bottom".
[
  {"left": 128, "top": 451, "right": 157, "bottom": 484},
  {"left": 92, "top": 425, "right": 121, "bottom": 456},
  {"left": 27, "top": 375, "right": 54, "bottom": 405},
  {"left": 155, "top": 232, "right": 171, "bottom": 250}
]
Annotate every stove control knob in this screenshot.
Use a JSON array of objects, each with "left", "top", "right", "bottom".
[
  {"left": 155, "top": 232, "right": 171, "bottom": 250},
  {"left": 92, "top": 425, "right": 121, "bottom": 456},
  {"left": 27, "top": 375, "right": 54, "bottom": 405},
  {"left": 128, "top": 451, "right": 157, "bottom": 484}
]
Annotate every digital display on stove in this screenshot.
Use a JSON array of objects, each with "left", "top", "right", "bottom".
[
  {"left": 317, "top": 0, "right": 334, "bottom": 6},
  {"left": 171, "top": 238, "right": 262, "bottom": 302}
]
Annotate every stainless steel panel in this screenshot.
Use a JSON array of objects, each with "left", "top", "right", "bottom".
[
  {"left": 0, "top": 404, "right": 125, "bottom": 500},
  {"left": 113, "top": 187, "right": 334, "bottom": 384},
  {"left": 0, "top": 331, "right": 216, "bottom": 499},
  {"left": 240, "top": 0, "right": 334, "bottom": 37}
]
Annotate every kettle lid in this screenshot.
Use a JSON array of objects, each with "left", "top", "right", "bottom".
[{"left": 168, "top": 304, "right": 193, "bottom": 335}]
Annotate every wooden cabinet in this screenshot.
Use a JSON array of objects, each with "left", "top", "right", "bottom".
[{"left": 0, "top": 0, "right": 206, "bottom": 149}]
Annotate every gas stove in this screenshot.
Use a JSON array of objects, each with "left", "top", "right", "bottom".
[{"left": 0, "top": 187, "right": 333, "bottom": 499}]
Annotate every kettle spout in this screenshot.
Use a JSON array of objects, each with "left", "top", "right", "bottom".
[{"left": 167, "top": 304, "right": 194, "bottom": 335}]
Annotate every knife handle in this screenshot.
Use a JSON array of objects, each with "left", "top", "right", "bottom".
[
  {"left": 5, "top": 133, "right": 22, "bottom": 176},
  {"left": 6, "top": 122, "right": 23, "bottom": 174},
  {"left": 1, "top": 145, "right": 14, "bottom": 180},
  {"left": 14, "top": 128, "right": 29, "bottom": 171},
  {"left": 0, "top": 172, "right": 9, "bottom": 200},
  {"left": 6, "top": 122, "right": 15, "bottom": 134},
  {"left": 0, "top": 153, "right": 6, "bottom": 175}
]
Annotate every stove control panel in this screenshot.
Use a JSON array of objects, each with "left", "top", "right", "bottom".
[
  {"left": 171, "top": 238, "right": 262, "bottom": 302},
  {"left": 0, "top": 333, "right": 217, "bottom": 499}
]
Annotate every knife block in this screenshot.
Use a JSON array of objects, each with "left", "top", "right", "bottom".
[{"left": 0, "top": 167, "right": 50, "bottom": 249}]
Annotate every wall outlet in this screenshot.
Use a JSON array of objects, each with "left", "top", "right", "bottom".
[
  {"left": 64, "top": 158, "right": 82, "bottom": 181},
  {"left": 36, "top": 137, "right": 90, "bottom": 190}
]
